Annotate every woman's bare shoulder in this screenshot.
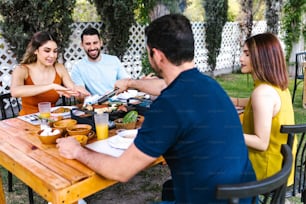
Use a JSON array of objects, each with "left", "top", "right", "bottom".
[{"left": 13, "top": 64, "right": 28, "bottom": 74}]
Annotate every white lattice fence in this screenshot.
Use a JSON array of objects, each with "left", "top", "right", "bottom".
[{"left": 0, "top": 21, "right": 269, "bottom": 94}]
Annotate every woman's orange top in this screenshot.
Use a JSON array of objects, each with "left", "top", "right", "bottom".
[{"left": 19, "top": 65, "right": 62, "bottom": 115}]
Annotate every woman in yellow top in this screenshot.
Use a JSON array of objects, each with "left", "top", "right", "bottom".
[{"left": 232, "top": 32, "right": 297, "bottom": 185}]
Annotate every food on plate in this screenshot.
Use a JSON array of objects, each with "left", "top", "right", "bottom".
[
  {"left": 52, "top": 107, "right": 71, "bottom": 113},
  {"left": 82, "top": 101, "right": 128, "bottom": 113}
]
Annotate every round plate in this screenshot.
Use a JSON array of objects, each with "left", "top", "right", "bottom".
[
  {"left": 108, "top": 135, "right": 134, "bottom": 150},
  {"left": 51, "top": 106, "right": 76, "bottom": 118}
]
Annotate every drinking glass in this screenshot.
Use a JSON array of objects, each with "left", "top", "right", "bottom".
[
  {"left": 38, "top": 102, "right": 51, "bottom": 119},
  {"left": 94, "top": 112, "right": 109, "bottom": 140}
]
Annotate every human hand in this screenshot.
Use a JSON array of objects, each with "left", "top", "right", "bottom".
[
  {"left": 52, "top": 84, "right": 79, "bottom": 98},
  {"left": 56, "top": 137, "right": 82, "bottom": 159},
  {"left": 114, "top": 79, "right": 130, "bottom": 94},
  {"left": 141, "top": 73, "right": 157, "bottom": 79},
  {"left": 73, "top": 85, "right": 91, "bottom": 99}
]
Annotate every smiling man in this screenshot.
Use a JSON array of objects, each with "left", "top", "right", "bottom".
[
  {"left": 57, "top": 14, "right": 255, "bottom": 204},
  {"left": 71, "top": 27, "right": 130, "bottom": 97}
]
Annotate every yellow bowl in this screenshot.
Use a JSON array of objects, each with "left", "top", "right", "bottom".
[
  {"left": 53, "top": 119, "right": 77, "bottom": 133},
  {"left": 38, "top": 128, "right": 63, "bottom": 144},
  {"left": 66, "top": 124, "right": 92, "bottom": 136},
  {"left": 68, "top": 135, "right": 88, "bottom": 146}
]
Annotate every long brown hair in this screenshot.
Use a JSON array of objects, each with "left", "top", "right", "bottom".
[
  {"left": 20, "top": 31, "right": 57, "bottom": 64},
  {"left": 245, "top": 33, "right": 288, "bottom": 90}
]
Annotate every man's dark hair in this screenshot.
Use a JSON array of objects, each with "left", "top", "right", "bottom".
[
  {"left": 81, "top": 27, "right": 100, "bottom": 42},
  {"left": 145, "top": 14, "right": 194, "bottom": 66}
]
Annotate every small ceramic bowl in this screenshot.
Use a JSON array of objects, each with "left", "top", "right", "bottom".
[
  {"left": 53, "top": 119, "right": 77, "bottom": 133},
  {"left": 38, "top": 128, "right": 63, "bottom": 144},
  {"left": 68, "top": 135, "right": 88, "bottom": 146},
  {"left": 114, "top": 118, "right": 136, "bottom": 130},
  {"left": 66, "top": 124, "right": 92, "bottom": 136},
  {"left": 118, "top": 129, "right": 138, "bottom": 139}
]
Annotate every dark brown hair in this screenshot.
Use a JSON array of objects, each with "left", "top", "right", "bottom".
[
  {"left": 245, "top": 33, "right": 288, "bottom": 90},
  {"left": 20, "top": 31, "right": 57, "bottom": 64}
]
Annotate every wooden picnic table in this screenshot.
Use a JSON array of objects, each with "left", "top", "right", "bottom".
[{"left": 0, "top": 117, "right": 164, "bottom": 203}]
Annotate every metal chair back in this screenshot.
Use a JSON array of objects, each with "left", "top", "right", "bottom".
[
  {"left": 0, "top": 92, "right": 21, "bottom": 119},
  {"left": 280, "top": 123, "right": 306, "bottom": 201},
  {"left": 216, "top": 144, "right": 293, "bottom": 204},
  {"left": 292, "top": 51, "right": 306, "bottom": 103}
]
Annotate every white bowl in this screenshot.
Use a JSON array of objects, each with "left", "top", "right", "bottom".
[{"left": 118, "top": 129, "right": 138, "bottom": 139}]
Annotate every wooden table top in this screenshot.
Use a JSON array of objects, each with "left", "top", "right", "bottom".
[{"left": 0, "top": 117, "right": 163, "bottom": 203}]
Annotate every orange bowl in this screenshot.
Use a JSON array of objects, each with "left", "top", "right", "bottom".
[
  {"left": 38, "top": 128, "right": 63, "bottom": 144},
  {"left": 53, "top": 119, "right": 77, "bottom": 133},
  {"left": 66, "top": 124, "right": 92, "bottom": 136},
  {"left": 68, "top": 135, "right": 88, "bottom": 145}
]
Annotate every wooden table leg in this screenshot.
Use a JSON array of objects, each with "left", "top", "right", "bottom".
[{"left": 0, "top": 171, "right": 6, "bottom": 204}]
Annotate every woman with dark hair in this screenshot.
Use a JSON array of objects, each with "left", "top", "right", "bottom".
[
  {"left": 10, "top": 31, "right": 89, "bottom": 115},
  {"left": 232, "top": 32, "right": 297, "bottom": 184}
]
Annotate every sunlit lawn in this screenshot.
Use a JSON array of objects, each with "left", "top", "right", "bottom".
[{"left": 215, "top": 73, "right": 306, "bottom": 124}]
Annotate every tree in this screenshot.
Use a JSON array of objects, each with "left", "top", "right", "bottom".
[
  {"left": 281, "top": 0, "right": 306, "bottom": 62},
  {"left": 72, "top": 0, "right": 100, "bottom": 22},
  {"left": 134, "top": 0, "right": 184, "bottom": 76},
  {"left": 239, "top": 0, "right": 253, "bottom": 39},
  {"left": 203, "top": 0, "right": 228, "bottom": 73},
  {"left": 265, "top": 0, "right": 283, "bottom": 34},
  {"left": 135, "top": 0, "right": 185, "bottom": 24},
  {"left": 0, "top": 0, "right": 76, "bottom": 62},
  {"left": 90, "top": 0, "right": 137, "bottom": 60}
]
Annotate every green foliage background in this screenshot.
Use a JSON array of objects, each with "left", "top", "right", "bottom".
[
  {"left": 281, "top": 0, "right": 306, "bottom": 62},
  {"left": 0, "top": 0, "right": 76, "bottom": 62},
  {"left": 203, "top": 0, "right": 228, "bottom": 72},
  {"left": 89, "top": 0, "right": 137, "bottom": 60}
]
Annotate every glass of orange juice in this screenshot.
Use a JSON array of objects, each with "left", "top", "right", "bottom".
[
  {"left": 94, "top": 112, "right": 109, "bottom": 140},
  {"left": 38, "top": 102, "right": 51, "bottom": 119}
]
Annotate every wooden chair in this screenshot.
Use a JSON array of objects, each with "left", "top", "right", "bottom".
[
  {"left": 280, "top": 123, "right": 306, "bottom": 201},
  {"left": 216, "top": 144, "right": 293, "bottom": 204},
  {"left": 292, "top": 51, "right": 306, "bottom": 103},
  {"left": 0, "top": 93, "right": 34, "bottom": 204}
]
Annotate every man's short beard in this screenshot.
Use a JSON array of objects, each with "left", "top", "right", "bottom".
[{"left": 86, "top": 49, "right": 101, "bottom": 60}]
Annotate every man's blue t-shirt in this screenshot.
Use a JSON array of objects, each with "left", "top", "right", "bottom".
[
  {"left": 71, "top": 54, "right": 130, "bottom": 96},
  {"left": 135, "top": 68, "right": 255, "bottom": 203}
]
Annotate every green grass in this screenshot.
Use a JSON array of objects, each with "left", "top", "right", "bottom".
[{"left": 216, "top": 73, "right": 306, "bottom": 124}]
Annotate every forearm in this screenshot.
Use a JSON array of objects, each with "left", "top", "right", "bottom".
[
  {"left": 128, "top": 78, "right": 166, "bottom": 96},
  {"left": 11, "top": 84, "right": 54, "bottom": 98},
  {"left": 75, "top": 147, "right": 133, "bottom": 182},
  {"left": 244, "top": 133, "right": 269, "bottom": 151}
]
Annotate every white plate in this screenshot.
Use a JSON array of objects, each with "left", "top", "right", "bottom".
[
  {"left": 118, "top": 129, "right": 138, "bottom": 138},
  {"left": 108, "top": 135, "right": 135, "bottom": 150},
  {"left": 51, "top": 106, "right": 76, "bottom": 118}
]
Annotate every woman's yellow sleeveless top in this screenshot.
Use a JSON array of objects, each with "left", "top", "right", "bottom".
[{"left": 243, "top": 81, "right": 296, "bottom": 185}]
